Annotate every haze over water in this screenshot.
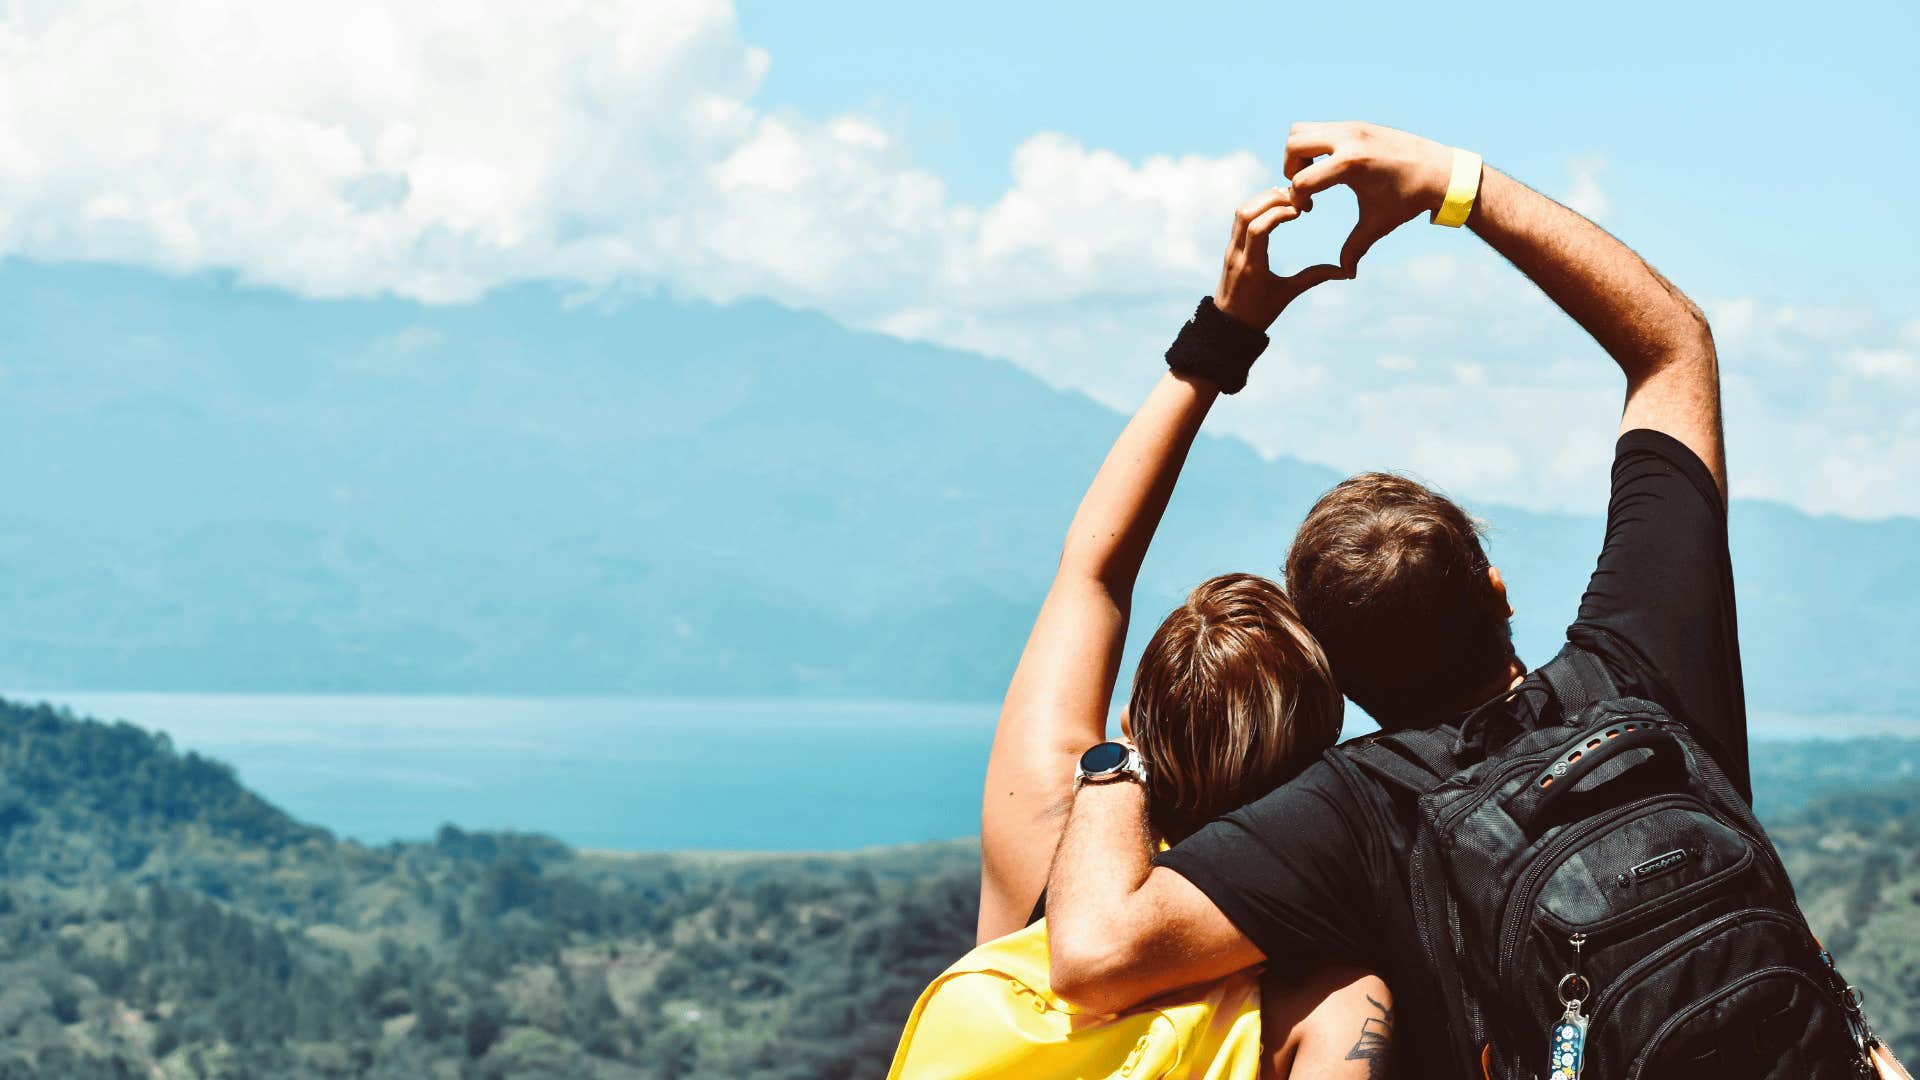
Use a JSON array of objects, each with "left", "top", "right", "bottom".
[{"left": 8, "top": 692, "right": 1910, "bottom": 851}]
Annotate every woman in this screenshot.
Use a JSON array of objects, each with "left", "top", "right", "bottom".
[{"left": 978, "top": 186, "right": 1392, "bottom": 1077}]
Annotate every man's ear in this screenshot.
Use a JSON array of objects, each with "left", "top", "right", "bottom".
[
  {"left": 1488, "top": 565, "right": 1514, "bottom": 618},
  {"left": 1119, "top": 708, "right": 1134, "bottom": 743}
]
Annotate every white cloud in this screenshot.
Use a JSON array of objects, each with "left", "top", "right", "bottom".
[
  {"left": 0, "top": 0, "right": 1253, "bottom": 325},
  {"left": 0, "top": 1, "right": 1257, "bottom": 383},
  {"left": 1196, "top": 252, "right": 1920, "bottom": 519},
  {"left": 1563, "top": 156, "right": 1610, "bottom": 221},
  {"left": 1714, "top": 307, "right": 1920, "bottom": 517},
  {"left": 0, "top": 0, "right": 1912, "bottom": 520},
  {"left": 0, "top": 0, "right": 775, "bottom": 300},
  {"left": 1841, "top": 347, "right": 1920, "bottom": 383}
]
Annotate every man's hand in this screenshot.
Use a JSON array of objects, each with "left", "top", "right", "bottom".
[
  {"left": 1285, "top": 119, "right": 1724, "bottom": 494},
  {"left": 1284, "top": 121, "right": 1456, "bottom": 276},
  {"left": 1214, "top": 186, "right": 1348, "bottom": 332}
]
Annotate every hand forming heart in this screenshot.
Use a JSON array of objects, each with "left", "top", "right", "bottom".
[
  {"left": 1212, "top": 185, "right": 1349, "bottom": 332},
  {"left": 1283, "top": 121, "right": 1458, "bottom": 278},
  {"left": 1215, "top": 122, "right": 1461, "bottom": 332}
]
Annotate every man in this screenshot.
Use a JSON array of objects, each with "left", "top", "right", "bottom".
[{"left": 1044, "top": 121, "right": 1739, "bottom": 1073}]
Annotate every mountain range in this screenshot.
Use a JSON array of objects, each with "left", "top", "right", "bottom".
[{"left": 0, "top": 260, "right": 1913, "bottom": 719}]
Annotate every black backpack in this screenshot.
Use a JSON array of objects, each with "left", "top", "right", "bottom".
[{"left": 1326, "top": 645, "right": 1863, "bottom": 1080}]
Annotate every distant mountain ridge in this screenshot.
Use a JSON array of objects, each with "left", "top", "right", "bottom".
[{"left": 0, "top": 260, "right": 1914, "bottom": 718}]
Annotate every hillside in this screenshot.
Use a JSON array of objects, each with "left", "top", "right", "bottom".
[
  {"left": 0, "top": 696, "right": 977, "bottom": 1078},
  {"left": 1, "top": 262, "right": 1918, "bottom": 717},
  {"left": 0, "top": 697, "right": 1913, "bottom": 1077}
]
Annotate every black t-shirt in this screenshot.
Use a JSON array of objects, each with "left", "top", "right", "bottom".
[{"left": 1157, "top": 429, "right": 1748, "bottom": 1073}]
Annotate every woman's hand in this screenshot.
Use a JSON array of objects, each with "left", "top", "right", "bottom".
[{"left": 1214, "top": 186, "right": 1349, "bottom": 332}]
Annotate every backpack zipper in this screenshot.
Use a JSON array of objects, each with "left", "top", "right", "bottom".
[
  {"left": 1626, "top": 966, "right": 1826, "bottom": 1080},
  {"left": 1494, "top": 793, "right": 1686, "bottom": 982},
  {"left": 1584, "top": 909, "right": 1804, "bottom": 1036}
]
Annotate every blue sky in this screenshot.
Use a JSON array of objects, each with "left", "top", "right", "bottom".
[
  {"left": 0, "top": 0, "right": 1914, "bottom": 516},
  {"left": 740, "top": 0, "right": 1918, "bottom": 310}
]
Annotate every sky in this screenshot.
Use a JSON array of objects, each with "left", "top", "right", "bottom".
[{"left": 0, "top": 0, "right": 1915, "bottom": 517}]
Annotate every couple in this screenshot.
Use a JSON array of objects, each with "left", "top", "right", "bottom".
[{"left": 970, "top": 120, "right": 1768, "bottom": 1077}]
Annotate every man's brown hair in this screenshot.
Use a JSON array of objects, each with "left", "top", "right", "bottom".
[
  {"left": 1127, "top": 573, "right": 1344, "bottom": 842},
  {"left": 1284, "top": 472, "right": 1514, "bottom": 730}
]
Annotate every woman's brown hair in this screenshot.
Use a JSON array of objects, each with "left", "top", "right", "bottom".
[{"left": 1126, "top": 573, "right": 1344, "bottom": 843}]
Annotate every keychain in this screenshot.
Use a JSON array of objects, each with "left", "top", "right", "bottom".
[{"left": 1547, "top": 933, "right": 1590, "bottom": 1080}]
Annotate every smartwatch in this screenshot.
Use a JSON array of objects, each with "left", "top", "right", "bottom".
[{"left": 1075, "top": 741, "right": 1149, "bottom": 789}]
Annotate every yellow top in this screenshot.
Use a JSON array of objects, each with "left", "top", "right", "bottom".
[
  {"left": 1433, "top": 147, "right": 1483, "bottom": 228},
  {"left": 885, "top": 916, "right": 1264, "bottom": 1080}
]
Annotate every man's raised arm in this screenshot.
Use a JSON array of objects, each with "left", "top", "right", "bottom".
[
  {"left": 1469, "top": 167, "right": 1723, "bottom": 494},
  {"left": 1287, "top": 122, "right": 1724, "bottom": 496}
]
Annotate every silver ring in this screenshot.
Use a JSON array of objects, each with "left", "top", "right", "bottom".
[{"left": 1557, "top": 974, "right": 1590, "bottom": 1004}]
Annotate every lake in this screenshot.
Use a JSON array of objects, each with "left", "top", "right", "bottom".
[
  {"left": 5, "top": 691, "right": 1912, "bottom": 851},
  {"left": 8, "top": 692, "right": 1003, "bottom": 851}
]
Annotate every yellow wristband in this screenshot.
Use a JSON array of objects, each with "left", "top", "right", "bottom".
[{"left": 1432, "top": 148, "right": 1482, "bottom": 228}]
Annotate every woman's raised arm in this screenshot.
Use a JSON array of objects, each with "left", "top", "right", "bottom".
[
  {"left": 975, "top": 369, "right": 1221, "bottom": 942},
  {"left": 976, "top": 184, "right": 1341, "bottom": 943}
]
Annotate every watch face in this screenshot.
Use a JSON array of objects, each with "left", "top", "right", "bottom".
[{"left": 1079, "top": 741, "right": 1130, "bottom": 775}]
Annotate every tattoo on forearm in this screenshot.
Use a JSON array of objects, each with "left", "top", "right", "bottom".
[{"left": 1344, "top": 994, "right": 1392, "bottom": 1079}]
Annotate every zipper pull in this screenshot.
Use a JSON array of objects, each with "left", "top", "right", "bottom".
[{"left": 1547, "top": 934, "right": 1590, "bottom": 1079}]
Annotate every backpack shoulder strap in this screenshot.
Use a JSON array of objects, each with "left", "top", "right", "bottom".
[
  {"left": 1342, "top": 729, "right": 1455, "bottom": 798},
  {"left": 1538, "top": 642, "right": 1619, "bottom": 719}
]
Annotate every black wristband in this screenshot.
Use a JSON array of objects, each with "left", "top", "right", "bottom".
[{"left": 1164, "top": 297, "right": 1268, "bottom": 394}]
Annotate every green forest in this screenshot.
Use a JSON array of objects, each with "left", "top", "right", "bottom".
[{"left": 0, "top": 697, "right": 1911, "bottom": 1078}]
